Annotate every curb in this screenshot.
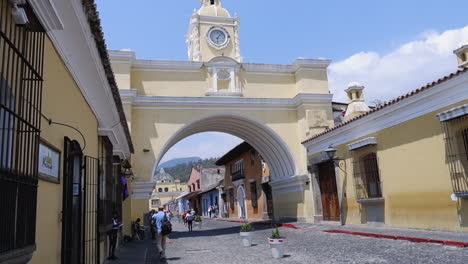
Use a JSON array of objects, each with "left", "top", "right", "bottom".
[
  {"left": 205, "top": 218, "right": 468, "bottom": 248},
  {"left": 323, "top": 229, "right": 468, "bottom": 248}
]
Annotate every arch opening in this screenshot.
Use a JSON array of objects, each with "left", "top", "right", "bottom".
[{"left": 152, "top": 114, "right": 298, "bottom": 182}]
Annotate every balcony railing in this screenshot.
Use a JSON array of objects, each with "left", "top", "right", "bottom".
[{"left": 232, "top": 170, "right": 245, "bottom": 182}]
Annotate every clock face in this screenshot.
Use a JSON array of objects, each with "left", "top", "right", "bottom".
[
  {"left": 209, "top": 29, "right": 227, "bottom": 46},
  {"left": 206, "top": 27, "right": 230, "bottom": 49}
]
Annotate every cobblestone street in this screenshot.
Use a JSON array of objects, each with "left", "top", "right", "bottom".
[{"left": 106, "top": 220, "right": 468, "bottom": 264}]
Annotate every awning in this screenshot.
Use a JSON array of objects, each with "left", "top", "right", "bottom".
[{"left": 180, "top": 191, "right": 201, "bottom": 200}]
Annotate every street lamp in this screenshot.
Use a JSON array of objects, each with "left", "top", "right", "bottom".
[
  {"left": 121, "top": 159, "right": 133, "bottom": 178},
  {"left": 325, "top": 145, "right": 337, "bottom": 160}
]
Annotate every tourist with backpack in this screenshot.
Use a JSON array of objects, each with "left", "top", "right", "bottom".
[{"left": 153, "top": 206, "right": 172, "bottom": 260}]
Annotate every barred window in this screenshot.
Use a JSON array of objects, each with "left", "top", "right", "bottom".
[
  {"left": 0, "top": 2, "right": 45, "bottom": 255},
  {"left": 232, "top": 159, "right": 245, "bottom": 181},
  {"left": 440, "top": 113, "right": 468, "bottom": 198},
  {"left": 353, "top": 153, "right": 382, "bottom": 199}
]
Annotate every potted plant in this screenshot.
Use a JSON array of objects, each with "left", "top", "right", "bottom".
[
  {"left": 194, "top": 215, "right": 202, "bottom": 229},
  {"left": 268, "top": 228, "right": 285, "bottom": 259},
  {"left": 239, "top": 223, "right": 253, "bottom": 247}
]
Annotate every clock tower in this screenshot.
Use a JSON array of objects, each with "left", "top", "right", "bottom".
[{"left": 187, "top": 0, "right": 242, "bottom": 62}]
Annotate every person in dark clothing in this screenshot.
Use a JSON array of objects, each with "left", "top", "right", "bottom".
[
  {"left": 108, "top": 211, "right": 122, "bottom": 260},
  {"left": 149, "top": 210, "right": 156, "bottom": 239}
]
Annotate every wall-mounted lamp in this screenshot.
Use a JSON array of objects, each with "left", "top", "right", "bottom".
[
  {"left": 143, "top": 149, "right": 150, "bottom": 153},
  {"left": 10, "top": 0, "right": 29, "bottom": 25},
  {"left": 325, "top": 145, "right": 337, "bottom": 160},
  {"left": 122, "top": 159, "right": 133, "bottom": 178}
]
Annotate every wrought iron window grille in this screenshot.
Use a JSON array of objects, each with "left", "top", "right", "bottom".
[
  {"left": 440, "top": 114, "right": 468, "bottom": 198},
  {"left": 352, "top": 153, "right": 383, "bottom": 200}
]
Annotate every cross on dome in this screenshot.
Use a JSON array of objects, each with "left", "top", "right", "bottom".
[{"left": 200, "top": 0, "right": 220, "bottom": 6}]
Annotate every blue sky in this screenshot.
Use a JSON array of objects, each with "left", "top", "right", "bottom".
[{"left": 96, "top": 0, "right": 468, "bottom": 163}]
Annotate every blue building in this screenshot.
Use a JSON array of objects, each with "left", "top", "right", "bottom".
[{"left": 201, "top": 186, "right": 220, "bottom": 217}]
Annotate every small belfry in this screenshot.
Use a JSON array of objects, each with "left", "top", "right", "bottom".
[
  {"left": 344, "top": 82, "right": 371, "bottom": 121},
  {"left": 187, "top": 0, "right": 241, "bottom": 62}
]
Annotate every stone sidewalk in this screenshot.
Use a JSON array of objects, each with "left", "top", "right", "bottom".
[{"left": 103, "top": 237, "right": 162, "bottom": 264}]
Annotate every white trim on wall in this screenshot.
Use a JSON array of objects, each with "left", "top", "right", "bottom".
[
  {"left": 347, "top": 137, "right": 378, "bottom": 151},
  {"left": 121, "top": 91, "right": 333, "bottom": 110},
  {"left": 29, "top": 0, "right": 64, "bottom": 30},
  {"left": 437, "top": 103, "right": 468, "bottom": 122},
  {"left": 269, "top": 174, "right": 309, "bottom": 194},
  {"left": 32, "top": 0, "right": 131, "bottom": 157}
]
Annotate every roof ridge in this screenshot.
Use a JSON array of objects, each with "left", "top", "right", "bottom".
[{"left": 302, "top": 67, "right": 468, "bottom": 144}]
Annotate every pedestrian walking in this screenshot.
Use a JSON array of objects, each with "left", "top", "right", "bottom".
[
  {"left": 213, "top": 204, "right": 218, "bottom": 218},
  {"left": 149, "top": 210, "right": 156, "bottom": 240},
  {"left": 153, "top": 206, "right": 172, "bottom": 260},
  {"left": 108, "top": 211, "right": 122, "bottom": 260},
  {"left": 186, "top": 210, "right": 194, "bottom": 232},
  {"left": 208, "top": 205, "right": 213, "bottom": 218},
  {"left": 183, "top": 210, "right": 189, "bottom": 226}
]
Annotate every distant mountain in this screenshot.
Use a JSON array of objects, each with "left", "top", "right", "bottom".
[
  {"left": 158, "top": 157, "right": 223, "bottom": 183},
  {"left": 157, "top": 157, "right": 202, "bottom": 170}
]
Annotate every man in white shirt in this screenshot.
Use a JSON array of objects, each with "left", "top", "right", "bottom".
[{"left": 152, "top": 206, "right": 171, "bottom": 259}]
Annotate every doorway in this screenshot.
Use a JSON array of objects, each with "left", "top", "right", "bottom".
[
  {"left": 61, "top": 138, "right": 84, "bottom": 264},
  {"left": 237, "top": 185, "right": 247, "bottom": 219},
  {"left": 262, "top": 183, "right": 275, "bottom": 219},
  {"left": 318, "top": 161, "right": 340, "bottom": 221}
]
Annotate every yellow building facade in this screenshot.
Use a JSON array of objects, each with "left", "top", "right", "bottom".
[
  {"left": 111, "top": 0, "right": 334, "bottom": 223},
  {"left": 150, "top": 169, "right": 188, "bottom": 210},
  {"left": 0, "top": 1, "right": 132, "bottom": 264},
  {"left": 303, "top": 59, "right": 468, "bottom": 230}
]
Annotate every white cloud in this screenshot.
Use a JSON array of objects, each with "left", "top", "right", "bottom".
[{"left": 329, "top": 26, "right": 468, "bottom": 103}]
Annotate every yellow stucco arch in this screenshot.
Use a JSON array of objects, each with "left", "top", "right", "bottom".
[{"left": 152, "top": 113, "right": 299, "bottom": 181}]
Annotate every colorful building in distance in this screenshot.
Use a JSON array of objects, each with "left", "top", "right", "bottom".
[
  {"left": 216, "top": 142, "right": 274, "bottom": 220},
  {"left": 150, "top": 168, "right": 187, "bottom": 210},
  {"left": 303, "top": 48, "right": 468, "bottom": 231}
]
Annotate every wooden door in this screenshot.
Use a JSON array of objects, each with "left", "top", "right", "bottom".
[
  {"left": 318, "top": 161, "right": 340, "bottom": 221},
  {"left": 262, "top": 183, "right": 275, "bottom": 219}
]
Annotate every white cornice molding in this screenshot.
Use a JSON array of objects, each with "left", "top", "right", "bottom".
[
  {"left": 269, "top": 174, "right": 309, "bottom": 194},
  {"left": 198, "top": 15, "right": 238, "bottom": 23},
  {"left": 132, "top": 59, "right": 203, "bottom": 72},
  {"left": 98, "top": 128, "right": 120, "bottom": 148},
  {"left": 29, "top": 0, "right": 64, "bottom": 30},
  {"left": 292, "top": 58, "right": 332, "bottom": 72},
  {"left": 242, "top": 63, "right": 293, "bottom": 74},
  {"left": 347, "top": 137, "right": 378, "bottom": 151},
  {"left": 124, "top": 93, "right": 333, "bottom": 110},
  {"left": 437, "top": 103, "right": 468, "bottom": 122},
  {"left": 108, "top": 50, "right": 136, "bottom": 64},
  {"left": 111, "top": 57, "right": 329, "bottom": 75},
  {"left": 120, "top": 89, "right": 137, "bottom": 104},
  {"left": 305, "top": 72, "right": 468, "bottom": 155}
]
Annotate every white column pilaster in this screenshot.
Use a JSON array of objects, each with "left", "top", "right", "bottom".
[
  {"left": 212, "top": 68, "right": 218, "bottom": 92},
  {"left": 229, "top": 69, "right": 236, "bottom": 92}
]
